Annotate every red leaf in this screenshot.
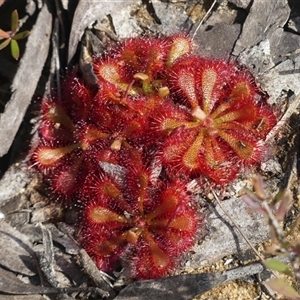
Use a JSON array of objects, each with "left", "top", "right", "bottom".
[{"left": 0, "top": 29, "right": 10, "bottom": 39}]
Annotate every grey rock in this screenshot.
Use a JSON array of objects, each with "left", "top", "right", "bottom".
[
  {"left": 110, "top": 5, "right": 143, "bottom": 38},
  {"left": 269, "top": 29, "right": 300, "bottom": 64},
  {"left": 193, "top": 23, "right": 241, "bottom": 58},
  {"left": 151, "top": 1, "right": 190, "bottom": 34},
  {"left": 115, "top": 263, "right": 264, "bottom": 300},
  {"left": 228, "top": 0, "right": 251, "bottom": 9},
  {"left": 190, "top": 197, "right": 269, "bottom": 268},
  {"left": 287, "top": 16, "right": 300, "bottom": 34},
  {"left": 0, "top": 220, "right": 36, "bottom": 276},
  {"left": 238, "top": 39, "right": 274, "bottom": 75},
  {"left": 68, "top": 0, "right": 138, "bottom": 62},
  {"left": 0, "top": 164, "right": 30, "bottom": 205},
  {"left": 233, "top": 0, "right": 290, "bottom": 56},
  {"left": 260, "top": 56, "right": 300, "bottom": 104}
]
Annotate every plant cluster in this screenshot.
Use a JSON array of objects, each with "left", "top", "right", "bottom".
[
  {"left": 0, "top": 9, "right": 30, "bottom": 60},
  {"left": 30, "top": 34, "right": 277, "bottom": 280}
]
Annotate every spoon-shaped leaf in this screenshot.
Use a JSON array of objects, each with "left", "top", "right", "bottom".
[
  {"left": 11, "top": 10, "right": 19, "bottom": 34},
  {"left": 264, "top": 259, "right": 293, "bottom": 276},
  {"left": 266, "top": 278, "right": 300, "bottom": 299},
  {"left": 0, "top": 38, "right": 10, "bottom": 50},
  {"left": 13, "top": 30, "right": 30, "bottom": 40},
  {"left": 10, "top": 39, "right": 20, "bottom": 60}
]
